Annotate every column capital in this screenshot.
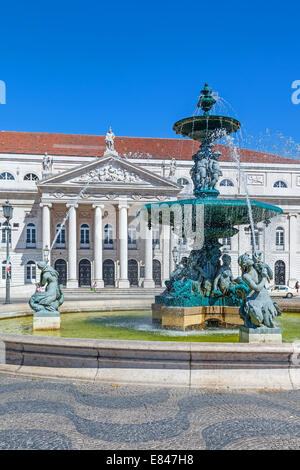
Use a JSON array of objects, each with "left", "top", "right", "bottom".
[
  {"left": 92, "top": 204, "right": 105, "bottom": 210},
  {"left": 118, "top": 203, "right": 129, "bottom": 210},
  {"left": 40, "top": 202, "right": 52, "bottom": 208},
  {"left": 66, "top": 203, "right": 78, "bottom": 209}
]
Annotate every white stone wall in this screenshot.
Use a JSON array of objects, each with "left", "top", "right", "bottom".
[{"left": 0, "top": 152, "right": 299, "bottom": 290}]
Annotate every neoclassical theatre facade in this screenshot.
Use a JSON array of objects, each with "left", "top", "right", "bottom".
[{"left": 0, "top": 130, "right": 300, "bottom": 291}]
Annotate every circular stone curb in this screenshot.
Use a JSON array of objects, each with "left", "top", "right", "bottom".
[{"left": 0, "top": 333, "right": 299, "bottom": 390}]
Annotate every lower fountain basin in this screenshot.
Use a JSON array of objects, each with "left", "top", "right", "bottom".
[{"left": 0, "top": 310, "right": 298, "bottom": 343}]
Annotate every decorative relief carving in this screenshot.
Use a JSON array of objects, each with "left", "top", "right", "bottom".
[
  {"left": 246, "top": 174, "right": 264, "bottom": 185},
  {"left": 74, "top": 164, "right": 144, "bottom": 184},
  {"left": 53, "top": 192, "right": 64, "bottom": 198}
]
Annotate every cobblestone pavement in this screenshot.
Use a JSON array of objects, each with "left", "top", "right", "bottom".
[{"left": 0, "top": 375, "right": 300, "bottom": 450}]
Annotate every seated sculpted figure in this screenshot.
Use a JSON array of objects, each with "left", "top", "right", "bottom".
[
  {"left": 29, "top": 262, "right": 64, "bottom": 315},
  {"left": 213, "top": 254, "right": 234, "bottom": 296},
  {"left": 213, "top": 253, "right": 248, "bottom": 300},
  {"left": 238, "top": 253, "right": 281, "bottom": 328},
  {"left": 164, "top": 257, "right": 189, "bottom": 295},
  {"left": 252, "top": 251, "right": 273, "bottom": 283}
]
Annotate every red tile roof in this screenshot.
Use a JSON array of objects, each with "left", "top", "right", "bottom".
[{"left": 0, "top": 131, "right": 298, "bottom": 164}]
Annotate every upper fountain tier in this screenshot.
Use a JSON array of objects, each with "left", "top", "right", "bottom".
[{"left": 173, "top": 83, "right": 240, "bottom": 142}]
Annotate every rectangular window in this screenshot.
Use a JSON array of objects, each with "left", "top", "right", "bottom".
[
  {"left": 2, "top": 228, "right": 11, "bottom": 244},
  {"left": 222, "top": 237, "right": 231, "bottom": 249},
  {"left": 276, "top": 232, "right": 284, "bottom": 250},
  {"left": 152, "top": 228, "right": 160, "bottom": 250}
]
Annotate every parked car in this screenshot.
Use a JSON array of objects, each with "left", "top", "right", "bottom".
[{"left": 268, "top": 285, "right": 298, "bottom": 298}]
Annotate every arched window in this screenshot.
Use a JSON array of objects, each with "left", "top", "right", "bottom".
[
  {"left": 128, "top": 224, "right": 137, "bottom": 249},
  {"left": 273, "top": 181, "right": 287, "bottom": 188},
  {"left": 0, "top": 172, "right": 14, "bottom": 180},
  {"left": 177, "top": 177, "right": 191, "bottom": 193},
  {"left": 220, "top": 179, "right": 234, "bottom": 187},
  {"left": 104, "top": 224, "right": 113, "bottom": 249},
  {"left": 24, "top": 173, "right": 39, "bottom": 181},
  {"left": 80, "top": 223, "right": 90, "bottom": 248},
  {"left": 26, "top": 223, "right": 36, "bottom": 248},
  {"left": 276, "top": 227, "right": 285, "bottom": 250},
  {"left": 56, "top": 223, "right": 66, "bottom": 248},
  {"left": 1, "top": 221, "right": 11, "bottom": 245},
  {"left": 26, "top": 261, "right": 36, "bottom": 283},
  {"left": 2, "top": 260, "right": 12, "bottom": 280}
]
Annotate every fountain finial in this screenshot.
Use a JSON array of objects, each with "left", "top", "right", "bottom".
[{"left": 197, "top": 82, "right": 216, "bottom": 116}]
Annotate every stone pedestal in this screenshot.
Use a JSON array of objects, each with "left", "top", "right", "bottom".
[
  {"left": 116, "top": 279, "right": 130, "bottom": 288},
  {"left": 239, "top": 326, "right": 282, "bottom": 344},
  {"left": 143, "top": 279, "right": 155, "bottom": 288},
  {"left": 33, "top": 315, "right": 61, "bottom": 331},
  {"left": 152, "top": 304, "right": 242, "bottom": 331}
]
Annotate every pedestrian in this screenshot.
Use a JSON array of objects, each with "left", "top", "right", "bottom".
[{"left": 295, "top": 281, "right": 299, "bottom": 293}]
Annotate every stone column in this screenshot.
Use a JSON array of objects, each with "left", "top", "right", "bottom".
[
  {"left": 67, "top": 204, "right": 78, "bottom": 288},
  {"left": 162, "top": 223, "right": 170, "bottom": 284},
  {"left": 142, "top": 217, "right": 155, "bottom": 288},
  {"left": 40, "top": 203, "right": 52, "bottom": 263},
  {"left": 93, "top": 204, "right": 104, "bottom": 288},
  {"left": 117, "top": 203, "right": 130, "bottom": 288},
  {"left": 289, "top": 213, "right": 298, "bottom": 285}
]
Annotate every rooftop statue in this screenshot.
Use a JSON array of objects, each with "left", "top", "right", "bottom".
[
  {"left": 42, "top": 152, "right": 53, "bottom": 173},
  {"left": 105, "top": 126, "right": 116, "bottom": 152},
  {"left": 29, "top": 262, "right": 64, "bottom": 316}
]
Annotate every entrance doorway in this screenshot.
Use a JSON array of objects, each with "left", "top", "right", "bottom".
[
  {"left": 54, "top": 259, "right": 67, "bottom": 286},
  {"left": 274, "top": 260, "right": 286, "bottom": 285},
  {"left": 79, "top": 259, "right": 91, "bottom": 287},
  {"left": 128, "top": 259, "right": 138, "bottom": 286},
  {"left": 103, "top": 259, "right": 115, "bottom": 286},
  {"left": 153, "top": 259, "right": 161, "bottom": 287}
]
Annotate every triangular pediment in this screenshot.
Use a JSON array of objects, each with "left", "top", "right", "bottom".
[{"left": 38, "top": 153, "right": 180, "bottom": 191}]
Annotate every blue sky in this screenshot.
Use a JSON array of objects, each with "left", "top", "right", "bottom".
[{"left": 1, "top": 0, "right": 300, "bottom": 156}]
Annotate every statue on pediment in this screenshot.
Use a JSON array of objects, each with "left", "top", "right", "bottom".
[
  {"left": 105, "top": 126, "right": 115, "bottom": 152},
  {"left": 42, "top": 153, "right": 53, "bottom": 173}
]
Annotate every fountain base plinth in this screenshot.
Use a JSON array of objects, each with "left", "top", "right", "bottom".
[
  {"left": 152, "top": 303, "right": 242, "bottom": 331},
  {"left": 33, "top": 315, "right": 61, "bottom": 331},
  {"left": 239, "top": 326, "right": 282, "bottom": 344}
]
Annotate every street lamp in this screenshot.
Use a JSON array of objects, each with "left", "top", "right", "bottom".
[
  {"left": 43, "top": 245, "right": 50, "bottom": 264},
  {"left": 172, "top": 246, "right": 179, "bottom": 266},
  {"left": 2, "top": 201, "right": 13, "bottom": 304}
]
